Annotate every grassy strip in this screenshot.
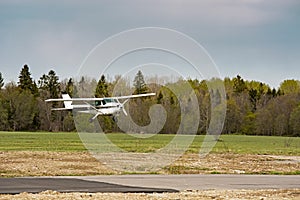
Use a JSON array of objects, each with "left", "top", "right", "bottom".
[
  {"left": 107, "top": 133, "right": 300, "bottom": 155},
  {"left": 201, "top": 135, "right": 300, "bottom": 155},
  {"left": 0, "top": 132, "right": 299, "bottom": 155},
  {"left": 0, "top": 131, "right": 86, "bottom": 152}
]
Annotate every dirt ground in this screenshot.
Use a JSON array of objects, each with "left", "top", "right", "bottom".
[
  {"left": 0, "top": 151, "right": 299, "bottom": 176},
  {"left": 0, "top": 151, "right": 299, "bottom": 199},
  {"left": 0, "top": 151, "right": 114, "bottom": 177},
  {"left": 167, "top": 153, "right": 300, "bottom": 175},
  {"left": 0, "top": 189, "right": 299, "bottom": 200}
]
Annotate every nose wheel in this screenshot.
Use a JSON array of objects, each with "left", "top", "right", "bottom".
[{"left": 112, "top": 116, "right": 118, "bottom": 123}]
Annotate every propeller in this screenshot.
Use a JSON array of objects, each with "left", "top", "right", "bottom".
[
  {"left": 120, "top": 99, "right": 129, "bottom": 116},
  {"left": 122, "top": 106, "right": 128, "bottom": 116}
]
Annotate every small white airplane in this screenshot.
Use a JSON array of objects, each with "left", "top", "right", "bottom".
[{"left": 45, "top": 93, "right": 156, "bottom": 122}]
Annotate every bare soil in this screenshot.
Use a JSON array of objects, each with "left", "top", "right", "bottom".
[
  {"left": 1, "top": 151, "right": 299, "bottom": 177},
  {"left": 165, "top": 153, "right": 300, "bottom": 175},
  {"left": 0, "top": 151, "right": 115, "bottom": 177}
]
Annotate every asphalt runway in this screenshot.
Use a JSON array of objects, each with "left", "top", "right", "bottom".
[
  {"left": 0, "top": 177, "right": 178, "bottom": 194},
  {"left": 81, "top": 174, "right": 300, "bottom": 190},
  {"left": 0, "top": 174, "right": 299, "bottom": 194}
]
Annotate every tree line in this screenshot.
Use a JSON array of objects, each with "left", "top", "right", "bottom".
[{"left": 0, "top": 64, "right": 300, "bottom": 136}]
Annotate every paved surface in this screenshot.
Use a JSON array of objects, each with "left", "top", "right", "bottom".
[
  {"left": 0, "top": 178, "right": 178, "bottom": 194},
  {"left": 0, "top": 175, "right": 299, "bottom": 194},
  {"left": 81, "top": 174, "right": 300, "bottom": 190}
]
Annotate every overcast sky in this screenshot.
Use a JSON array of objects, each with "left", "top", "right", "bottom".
[{"left": 0, "top": 0, "right": 299, "bottom": 88}]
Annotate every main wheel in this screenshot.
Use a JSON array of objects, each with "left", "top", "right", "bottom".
[{"left": 89, "top": 117, "right": 94, "bottom": 123}]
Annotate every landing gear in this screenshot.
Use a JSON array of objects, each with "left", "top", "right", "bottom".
[
  {"left": 89, "top": 117, "right": 94, "bottom": 123},
  {"left": 89, "top": 113, "right": 100, "bottom": 123},
  {"left": 112, "top": 116, "right": 118, "bottom": 123}
]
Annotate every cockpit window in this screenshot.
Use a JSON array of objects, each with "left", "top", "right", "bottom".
[
  {"left": 103, "top": 98, "right": 117, "bottom": 103},
  {"left": 95, "top": 100, "right": 102, "bottom": 106}
]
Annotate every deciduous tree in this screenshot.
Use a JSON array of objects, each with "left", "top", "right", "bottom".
[
  {"left": 280, "top": 79, "right": 300, "bottom": 94},
  {"left": 289, "top": 105, "right": 300, "bottom": 136}
]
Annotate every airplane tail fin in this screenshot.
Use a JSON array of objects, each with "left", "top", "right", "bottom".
[{"left": 62, "top": 94, "right": 73, "bottom": 109}]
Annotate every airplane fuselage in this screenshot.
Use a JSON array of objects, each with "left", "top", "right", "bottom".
[{"left": 74, "top": 102, "right": 121, "bottom": 116}]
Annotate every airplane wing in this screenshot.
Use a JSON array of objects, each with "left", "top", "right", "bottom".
[
  {"left": 45, "top": 93, "right": 156, "bottom": 102},
  {"left": 111, "top": 93, "right": 156, "bottom": 100}
]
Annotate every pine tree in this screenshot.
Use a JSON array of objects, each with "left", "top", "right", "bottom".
[
  {"left": 133, "top": 70, "right": 148, "bottom": 94},
  {"left": 38, "top": 70, "right": 60, "bottom": 98},
  {"left": 233, "top": 75, "right": 247, "bottom": 93},
  {"left": 38, "top": 74, "right": 48, "bottom": 89},
  {"left": 66, "top": 78, "right": 77, "bottom": 97},
  {"left": 18, "top": 65, "right": 35, "bottom": 91},
  {"left": 17, "top": 65, "right": 38, "bottom": 96},
  {"left": 95, "top": 75, "right": 109, "bottom": 98},
  {"left": 0, "top": 72, "right": 4, "bottom": 89},
  {"left": 47, "top": 70, "right": 60, "bottom": 98},
  {"left": 157, "top": 91, "right": 163, "bottom": 104}
]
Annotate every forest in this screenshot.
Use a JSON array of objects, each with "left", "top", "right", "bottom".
[{"left": 0, "top": 64, "right": 300, "bottom": 136}]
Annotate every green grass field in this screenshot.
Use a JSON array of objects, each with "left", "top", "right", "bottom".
[
  {"left": 0, "top": 131, "right": 85, "bottom": 152},
  {"left": 0, "top": 132, "right": 300, "bottom": 155},
  {"left": 0, "top": 131, "right": 299, "bottom": 155}
]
